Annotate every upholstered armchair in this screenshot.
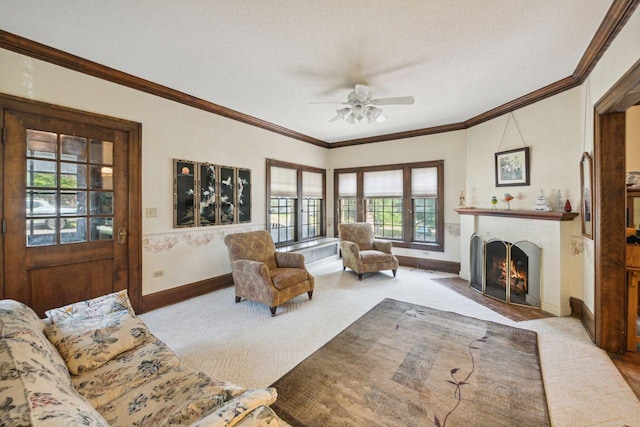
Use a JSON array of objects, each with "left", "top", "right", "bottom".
[
  {"left": 338, "top": 222, "right": 399, "bottom": 280},
  {"left": 224, "top": 230, "right": 314, "bottom": 316}
]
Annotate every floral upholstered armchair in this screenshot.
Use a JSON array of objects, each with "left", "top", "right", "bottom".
[
  {"left": 338, "top": 222, "right": 399, "bottom": 280},
  {"left": 224, "top": 230, "right": 314, "bottom": 316}
]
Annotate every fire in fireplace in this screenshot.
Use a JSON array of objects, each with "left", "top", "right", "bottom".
[{"left": 469, "top": 234, "right": 541, "bottom": 308}]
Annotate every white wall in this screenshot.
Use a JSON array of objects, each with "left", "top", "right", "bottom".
[{"left": 0, "top": 48, "right": 327, "bottom": 296}]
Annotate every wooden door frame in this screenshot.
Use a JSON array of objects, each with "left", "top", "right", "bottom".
[
  {"left": 594, "top": 58, "right": 640, "bottom": 353},
  {"left": 0, "top": 93, "right": 142, "bottom": 313}
]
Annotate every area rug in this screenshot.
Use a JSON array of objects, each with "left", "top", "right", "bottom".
[{"left": 271, "top": 298, "right": 550, "bottom": 426}]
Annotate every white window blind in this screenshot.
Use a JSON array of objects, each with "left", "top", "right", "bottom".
[
  {"left": 302, "top": 171, "right": 323, "bottom": 198},
  {"left": 363, "top": 170, "right": 403, "bottom": 197},
  {"left": 271, "top": 166, "right": 297, "bottom": 198},
  {"left": 411, "top": 167, "right": 438, "bottom": 197},
  {"left": 338, "top": 173, "right": 357, "bottom": 197}
]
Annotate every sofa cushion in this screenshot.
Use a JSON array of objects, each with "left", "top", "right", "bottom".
[
  {"left": 95, "top": 364, "right": 277, "bottom": 427},
  {"left": 0, "top": 299, "right": 109, "bottom": 427},
  {"left": 46, "top": 289, "right": 134, "bottom": 324},
  {"left": 44, "top": 309, "right": 149, "bottom": 375},
  {"left": 72, "top": 336, "right": 181, "bottom": 409},
  {"left": 359, "top": 249, "right": 394, "bottom": 264},
  {"left": 270, "top": 268, "right": 308, "bottom": 290}
]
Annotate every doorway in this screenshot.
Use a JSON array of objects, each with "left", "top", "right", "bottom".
[
  {"left": 0, "top": 94, "right": 142, "bottom": 316},
  {"left": 594, "top": 58, "right": 640, "bottom": 354}
]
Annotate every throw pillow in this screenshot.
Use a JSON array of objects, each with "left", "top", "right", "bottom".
[
  {"left": 44, "top": 309, "right": 149, "bottom": 375},
  {"left": 46, "top": 289, "right": 134, "bottom": 323}
]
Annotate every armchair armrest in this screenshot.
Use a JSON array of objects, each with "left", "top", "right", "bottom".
[
  {"left": 373, "top": 239, "right": 393, "bottom": 254},
  {"left": 230, "top": 260, "right": 271, "bottom": 283},
  {"left": 339, "top": 240, "right": 360, "bottom": 256},
  {"left": 275, "top": 251, "right": 306, "bottom": 269}
]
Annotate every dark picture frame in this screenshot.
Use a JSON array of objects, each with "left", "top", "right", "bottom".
[
  {"left": 219, "top": 166, "right": 235, "bottom": 224},
  {"left": 495, "top": 147, "right": 530, "bottom": 187},
  {"left": 173, "top": 159, "right": 196, "bottom": 227},
  {"left": 580, "top": 152, "right": 593, "bottom": 239},
  {"left": 237, "top": 168, "right": 251, "bottom": 223}
]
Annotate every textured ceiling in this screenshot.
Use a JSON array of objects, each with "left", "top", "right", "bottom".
[{"left": 0, "top": 1, "right": 614, "bottom": 144}]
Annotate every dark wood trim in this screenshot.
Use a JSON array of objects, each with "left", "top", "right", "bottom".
[
  {"left": 573, "top": 0, "right": 640, "bottom": 82},
  {"left": 454, "top": 208, "right": 579, "bottom": 221},
  {"left": 570, "top": 297, "right": 596, "bottom": 341},
  {"left": 595, "top": 111, "right": 628, "bottom": 354},
  {"left": 0, "top": 30, "right": 329, "bottom": 149},
  {"left": 141, "top": 273, "right": 233, "bottom": 313},
  {"left": 396, "top": 255, "right": 460, "bottom": 274},
  {"left": 0, "top": 2, "right": 636, "bottom": 148}
]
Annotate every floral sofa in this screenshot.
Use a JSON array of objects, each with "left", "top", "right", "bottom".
[{"left": 0, "top": 291, "right": 282, "bottom": 426}]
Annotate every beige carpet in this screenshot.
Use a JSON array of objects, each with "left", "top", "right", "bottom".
[{"left": 140, "top": 257, "right": 640, "bottom": 426}]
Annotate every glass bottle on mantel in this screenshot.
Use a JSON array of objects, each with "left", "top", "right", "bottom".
[{"left": 534, "top": 191, "right": 552, "bottom": 212}]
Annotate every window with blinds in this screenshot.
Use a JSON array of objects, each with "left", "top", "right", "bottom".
[
  {"left": 267, "top": 160, "right": 326, "bottom": 245},
  {"left": 333, "top": 160, "right": 444, "bottom": 251}
]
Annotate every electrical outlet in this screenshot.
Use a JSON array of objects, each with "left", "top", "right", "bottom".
[{"left": 152, "top": 270, "right": 164, "bottom": 278}]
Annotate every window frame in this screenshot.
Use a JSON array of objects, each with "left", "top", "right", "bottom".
[
  {"left": 334, "top": 160, "right": 444, "bottom": 252},
  {"left": 266, "top": 159, "right": 326, "bottom": 246}
]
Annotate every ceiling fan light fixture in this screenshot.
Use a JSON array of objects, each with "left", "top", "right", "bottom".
[
  {"left": 336, "top": 107, "right": 351, "bottom": 119},
  {"left": 365, "top": 106, "right": 383, "bottom": 123},
  {"left": 345, "top": 113, "right": 356, "bottom": 124}
]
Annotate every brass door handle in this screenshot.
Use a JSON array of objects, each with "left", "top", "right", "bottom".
[{"left": 118, "top": 227, "right": 127, "bottom": 244}]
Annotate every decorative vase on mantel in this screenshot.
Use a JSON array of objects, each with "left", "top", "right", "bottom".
[{"left": 534, "top": 191, "right": 552, "bottom": 212}]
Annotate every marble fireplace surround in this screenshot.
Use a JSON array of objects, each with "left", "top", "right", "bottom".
[{"left": 456, "top": 208, "right": 579, "bottom": 316}]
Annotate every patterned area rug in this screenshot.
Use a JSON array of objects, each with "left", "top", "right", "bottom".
[{"left": 271, "top": 298, "right": 550, "bottom": 426}]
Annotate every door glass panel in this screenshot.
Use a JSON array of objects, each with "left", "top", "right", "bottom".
[
  {"left": 90, "top": 140, "right": 113, "bottom": 165},
  {"left": 27, "top": 130, "right": 57, "bottom": 158},
  {"left": 60, "top": 162, "right": 86, "bottom": 189},
  {"left": 61, "top": 218, "right": 86, "bottom": 244},
  {"left": 90, "top": 217, "right": 113, "bottom": 241},
  {"left": 26, "top": 159, "right": 57, "bottom": 188},
  {"left": 26, "top": 219, "right": 56, "bottom": 246},
  {"left": 90, "top": 191, "right": 113, "bottom": 215},
  {"left": 61, "top": 135, "right": 87, "bottom": 162},
  {"left": 61, "top": 191, "right": 85, "bottom": 216},
  {"left": 26, "top": 129, "right": 116, "bottom": 246},
  {"left": 89, "top": 166, "right": 113, "bottom": 190}
]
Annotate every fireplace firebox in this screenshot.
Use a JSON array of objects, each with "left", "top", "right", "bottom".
[{"left": 469, "top": 234, "right": 541, "bottom": 308}]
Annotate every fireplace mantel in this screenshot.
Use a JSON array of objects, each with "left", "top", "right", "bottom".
[{"left": 455, "top": 208, "right": 579, "bottom": 222}]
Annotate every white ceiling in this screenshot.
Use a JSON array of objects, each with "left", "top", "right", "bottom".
[{"left": 0, "top": 1, "right": 614, "bottom": 144}]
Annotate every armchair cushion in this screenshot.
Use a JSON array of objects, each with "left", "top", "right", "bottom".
[
  {"left": 360, "top": 250, "right": 395, "bottom": 264},
  {"left": 270, "top": 268, "right": 309, "bottom": 290},
  {"left": 338, "top": 223, "right": 374, "bottom": 250}
]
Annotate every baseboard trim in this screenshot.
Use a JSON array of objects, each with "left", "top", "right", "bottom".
[
  {"left": 142, "top": 273, "right": 233, "bottom": 313},
  {"left": 396, "top": 255, "right": 460, "bottom": 274},
  {"left": 570, "top": 296, "right": 595, "bottom": 341}
]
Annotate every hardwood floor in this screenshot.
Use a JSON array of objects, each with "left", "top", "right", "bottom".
[
  {"left": 431, "top": 277, "right": 553, "bottom": 321},
  {"left": 432, "top": 276, "right": 640, "bottom": 400}
]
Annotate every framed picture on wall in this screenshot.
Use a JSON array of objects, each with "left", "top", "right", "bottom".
[
  {"left": 237, "top": 168, "right": 251, "bottom": 223},
  {"left": 219, "top": 166, "right": 235, "bottom": 224},
  {"left": 199, "top": 163, "right": 217, "bottom": 226},
  {"left": 495, "top": 147, "right": 530, "bottom": 187},
  {"left": 173, "top": 159, "right": 196, "bottom": 228},
  {"left": 580, "top": 152, "right": 593, "bottom": 239}
]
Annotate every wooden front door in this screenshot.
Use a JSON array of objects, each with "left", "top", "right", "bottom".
[{"left": 1, "top": 95, "right": 141, "bottom": 316}]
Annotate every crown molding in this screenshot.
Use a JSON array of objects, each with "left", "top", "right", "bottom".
[{"left": 0, "top": 0, "right": 636, "bottom": 148}]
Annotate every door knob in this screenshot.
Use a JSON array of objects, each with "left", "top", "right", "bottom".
[{"left": 118, "top": 227, "right": 127, "bottom": 244}]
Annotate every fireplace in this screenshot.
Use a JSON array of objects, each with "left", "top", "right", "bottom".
[{"left": 469, "top": 234, "right": 541, "bottom": 308}]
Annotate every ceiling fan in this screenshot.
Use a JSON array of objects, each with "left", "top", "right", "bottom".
[{"left": 313, "top": 84, "right": 415, "bottom": 124}]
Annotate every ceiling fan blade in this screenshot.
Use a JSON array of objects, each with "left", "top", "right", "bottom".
[
  {"left": 371, "top": 96, "right": 415, "bottom": 105},
  {"left": 329, "top": 115, "right": 342, "bottom": 122}
]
